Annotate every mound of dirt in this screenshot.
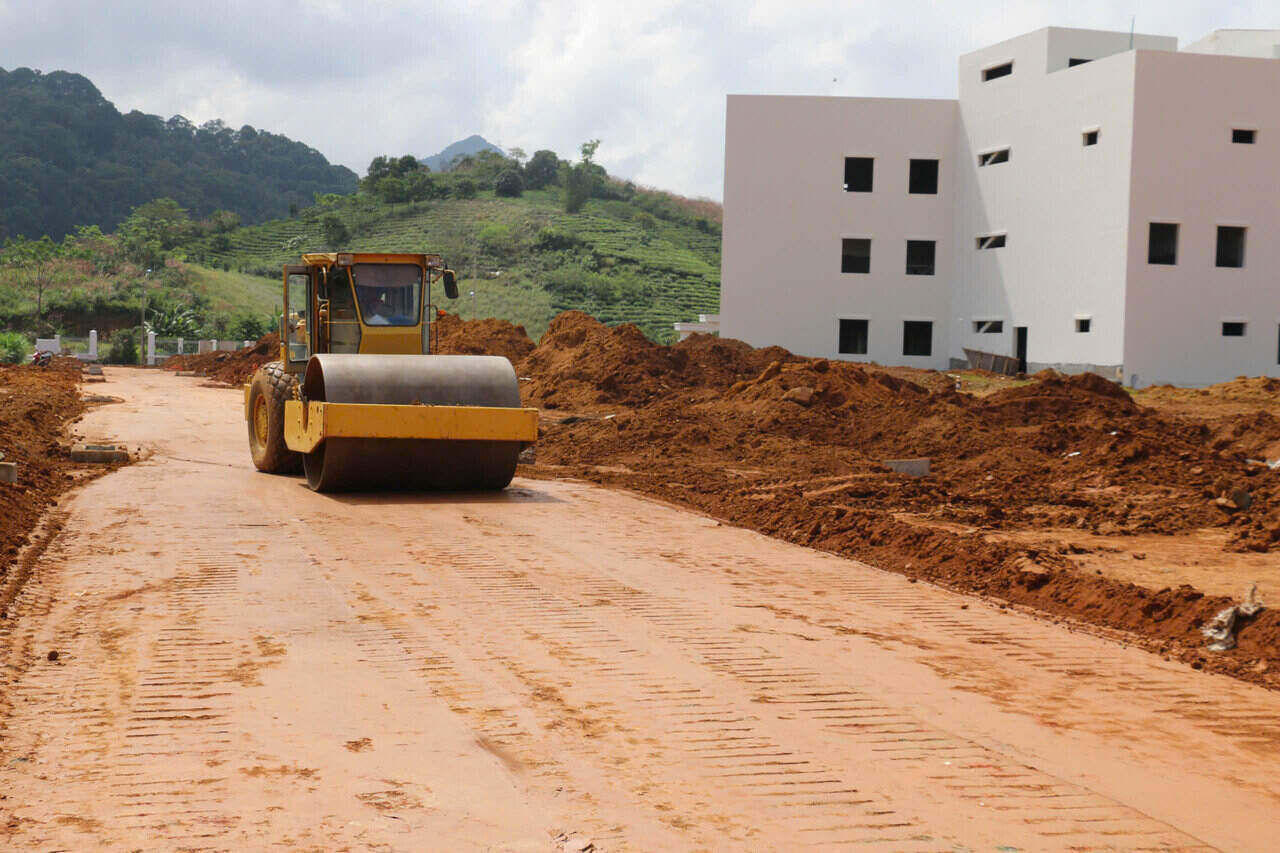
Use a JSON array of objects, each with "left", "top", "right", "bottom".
[
  {"left": 433, "top": 313, "right": 535, "bottom": 363},
  {"left": 0, "top": 358, "right": 111, "bottom": 616},
  {"left": 164, "top": 334, "right": 279, "bottom": 386},
  {"left": 435, "top": 311, "right": 1280, "bottom": 687}
]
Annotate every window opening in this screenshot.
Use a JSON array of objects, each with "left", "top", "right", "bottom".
[
  {"left": 905, "top": 240, "right": 936, "bottom": 275},
  {"left": 908, "top": 159, "right": 939, "bottom": 194},
  {"left": 1222, "top": 321, "right": 1246, "bottom": 337},
  {"left": 973, "top": 320, "right": 1003, "bottom": 334},
  {"left": 843, "top": 157, "right": 873, "bottom": 192},
  {"left": 838, "top": 319, "right": 868, "bottom": 355},
  {"left": 976, "top": 234, "right": 1006, "bottom": 250},
  {"left": 983, "top": 62, "right": 1013, "bottom": 81},
  {"left": 322, "top": 267, "right": 362, "bottom": 353},
  {"left": 1082, "top": 129, "right": 1099, "bottom": 146},
  {"left": 1068, "top": 57, "right": 1092, "bottom": 67},
  {"left": 841, "top": 238, "right": 871, "bottom": 274},
  {"left": 1147, "top": 223, "right": 1178, "bottom": 265},
  {"left": 903, "top": 321, "right": 933, "bottom": 357},
  {"left": 978, "top": 148, "right": 1010, "bottom": 166},
  {"left": 353, "top": 263, "right": 422, "bottom": 326},
  {"left": 1216, "top": 226, "right": 1246, "bottom": 268},
  {"left": 285, "top": 272, "right": 310, "bottom": 362},
  {"left": 1076, "top": 318, "right": 1091, "bottom": 333},
  {"left": 1232, "top": 129, "right": 1256, "bottom": 144}
]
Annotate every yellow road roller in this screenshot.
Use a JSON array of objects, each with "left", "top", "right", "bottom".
[{"left": 245, "top": 252, "right": 537, "bottom": 491}]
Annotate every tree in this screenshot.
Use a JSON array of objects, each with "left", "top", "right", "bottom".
[
  {"left": 524, "top": 149, "right": 559, "bottom": 190},
  {"left": 452, "top": 177, "right": 477, "bottom": 199},
  {"left": 494, "top": 169, "right": 524, "bottom": 198},
  {"left": 118, "top": 198, "right": 193, "bottom": 268},
  {"left": 564, "top": 140, "right": 600, "bottom": 213},
  {"left": 321, "top": 213, "right": 349, "bottom": 248},
  {"left": 507, "top": 147, "right": 527, "bottom": 166},
  {"left": 0, "top": 234, "right": 63, "bottom": 318}
]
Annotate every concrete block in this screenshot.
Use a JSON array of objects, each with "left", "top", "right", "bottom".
[
  {"left": 883, "top": 458, "right": 930, "bottom": 477},
  {"left": 0, "top": 462, "right": 15, "bottom": 483},
  {"left": 85, "top": 365, "right": 103, "bottom": 375},
  {"left": 71, "top": 444, "right": 129, "bottom": 463}
]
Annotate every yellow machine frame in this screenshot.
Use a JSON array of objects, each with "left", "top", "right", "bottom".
[{"left": 245, "top": 251, "right": 537, "bottom": 461}]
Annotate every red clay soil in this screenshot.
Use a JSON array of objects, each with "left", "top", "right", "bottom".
[
  {"left": 164, "top": 335, "right": 279, "bottom": 386},
  {"left": 432, "top": 310, "right": 1278, "bottom": 688},
  {"left": 433, "top": 313, "right": 535, "bottom": 363},
  {"left": 0, "top": 358, "right": 97, "bottom": 616}
]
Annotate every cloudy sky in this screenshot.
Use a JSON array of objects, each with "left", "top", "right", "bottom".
[{"left": 0, "top": 1, "right": 1270, "bottom": 199}]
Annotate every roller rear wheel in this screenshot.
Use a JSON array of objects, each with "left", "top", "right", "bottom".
[{"left": 247, "top": 362, "right": 303, "bottom": 474}]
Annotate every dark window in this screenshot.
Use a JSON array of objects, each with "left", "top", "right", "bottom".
[
  {"left": 976, "top": 234, "right": 1006, "bottom": 250},
  {"left": 1148, "top": 223, "right": 1178, "bottom": 265},
  {"left": 1216, "top": 226, "right": 1246, "bottom": 268},
  {"left": 978, "top": 148, "right": 1010, "bottom": 166},
  {"left": 983, "top": 62, "right": 1013, "bottom": 81},
  {"left": 1068, "top": 57, "right": 1092, "bottom": 67},
  {"left": 1083, "top": 130, "right": 1099, "bottom": 146},
  {"left": 1233, "top": 129, "right": 1256, "bottom": 144},
  {"left": 903, "top": 321, "right": 933, "bottom": 357},
  {"left": 1222, "top": 321, "right": 1246, "bottom": 337},
  {"left": 905, "top": 240, "right": 936, "bottom": 275},
  {"left": 973, "top": 320, "right": 1003, "bottom": 334},
  {"left": 1076, "top": 318, "right": 1092, "bottom": 333},
  {"left": 844, "top": 157, "right": 873, "bottom": 192},
  {"left": 839, "top": 319, "right": 868, "bottom": 355},
  {"left": 909, "top": 159, "right": 939, "bottom": 194},
  {"left": 841, "top": 238, "right": 871, "bottom": 273}
]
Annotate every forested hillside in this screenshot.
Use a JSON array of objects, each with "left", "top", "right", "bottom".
[
  {"left": 0, "top": 67, "right": 357, "bottom": 241},
  {"left": 180, "top": 143, "right": 722, "bottom": 342}
]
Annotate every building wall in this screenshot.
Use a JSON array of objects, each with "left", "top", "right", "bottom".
[
  {"left": 949, "top": 30, "right": 1167, "bottom": 373},
  {"left": 1183, "top": 29, "right": 1280, "bottom": 59},
  {"left": 1123, "top": 50, "right": 1280, "bottom": 386},
  {"left": 720, "top": 95, "right": 957, "bottom": 368}
]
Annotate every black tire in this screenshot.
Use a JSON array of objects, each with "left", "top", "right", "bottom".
[{"left": 247, "top": 361, "right": 303, "bottom": 474}]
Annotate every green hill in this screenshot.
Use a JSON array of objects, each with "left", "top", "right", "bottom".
[
  {"left": 180, "top": 187, "right": 721, "bottom": 343},
  {"left": 0, "top": 66, "right": 357, "bottom": 242}
]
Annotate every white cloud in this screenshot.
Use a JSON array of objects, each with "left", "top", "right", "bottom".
[{"left": 0, "top": 1, "right": 1267, "bottom": 199}]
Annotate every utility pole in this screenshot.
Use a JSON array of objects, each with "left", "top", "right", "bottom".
[{"left": 140, "top": 268, "right": 152, "bottom": 365}]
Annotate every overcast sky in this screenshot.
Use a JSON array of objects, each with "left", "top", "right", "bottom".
[{"left": 0, "top": 1, "right": 1270, "bottom": 199}]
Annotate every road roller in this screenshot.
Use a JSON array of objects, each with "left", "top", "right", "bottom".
[{"left": 244, "top": 252, "right": 537, "bottom": 491}]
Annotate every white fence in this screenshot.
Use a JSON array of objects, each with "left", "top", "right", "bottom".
[{"left": 30, "top": 332, "right": 256, "bottom": 365}]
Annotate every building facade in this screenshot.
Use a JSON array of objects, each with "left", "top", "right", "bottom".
[{"left": 720, "top": 27, "right": 1280, "bottom": 386}]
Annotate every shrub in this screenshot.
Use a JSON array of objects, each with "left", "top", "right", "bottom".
[
  {"left": 106, "top": 330, "right": 139, "bottom": 364},
  {"left": 453, "top": 177, "right": 477, "bottom": 199},
  {"left": 478, "top": 224, "right": 515, "bottom": 258},
  {"left": 494, "top": 169, "right": 524, "bottom": 198},
  {"left": 0, "top": 331, "right": 28, "bottom": 364}
]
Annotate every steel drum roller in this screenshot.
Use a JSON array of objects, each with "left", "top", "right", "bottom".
[{"left": 301, "top": 354, "right": 525, "bottom": 492}]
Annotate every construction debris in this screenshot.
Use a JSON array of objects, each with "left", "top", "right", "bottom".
[{"left": 1203, "top": 584, "right": 1265, "bottom": 651}]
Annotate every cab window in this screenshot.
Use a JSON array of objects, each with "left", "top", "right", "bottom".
[{"left": 353, "top": 263, "right": 422, "bottom": 326}]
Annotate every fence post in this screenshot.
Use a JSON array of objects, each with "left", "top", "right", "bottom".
[
  {"left": 147, "top": 331, "right": 156, "bottom": 366},
  {"left": 88, "top": 330, "right": 98, "bottom": 360},
  {"left": 177, "top": 337, "right": 184, "bottom": 355},
  {"left": 243, "top": 340, "right": 251, "bottom": 349}
]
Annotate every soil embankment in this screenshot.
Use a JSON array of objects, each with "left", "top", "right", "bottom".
[
  {"left": 0, "top": 358, "right": 109, "bottom": 615},
  {"left": 443, "top": 311, "right": 1280, "bottom": 688}
]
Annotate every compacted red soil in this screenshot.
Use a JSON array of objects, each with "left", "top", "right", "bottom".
[{"left": 437, "top": 311, "right": 1280, "bottom": 688}]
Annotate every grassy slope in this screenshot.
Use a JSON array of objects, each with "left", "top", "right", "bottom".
[
  {"left": 186, "top": 266, "right": 280, "bottom": 317},
  {"left": 184, "top": 189, "right": 720, "bottom": 342}
]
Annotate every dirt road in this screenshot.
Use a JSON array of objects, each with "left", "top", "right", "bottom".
[{"left": 2, "top": 368, "right": 1279, "bottom": 851}]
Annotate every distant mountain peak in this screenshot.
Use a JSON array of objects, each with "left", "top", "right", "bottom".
[{"left": 420, "top": 135, "right": 504, "bottom": 172}]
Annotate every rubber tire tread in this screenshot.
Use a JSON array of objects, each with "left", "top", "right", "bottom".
[{"left": 247, "top": 361, "right": 303, "bottom": 474}]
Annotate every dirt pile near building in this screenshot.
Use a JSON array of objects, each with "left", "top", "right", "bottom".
[
  {"left": 434, "top": 311, "right": 1280, "bottom": 687},
  {"left": 164, "top": 334, "right": 278, "bottom": 386},
  {"left": 0, "top": 358, "right": 102, "bottom": 615},
  {"left": 433, "top": 313, "right": 536, "bottom": 363}
]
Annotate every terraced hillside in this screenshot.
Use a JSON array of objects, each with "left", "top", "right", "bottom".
[{"left": 182, "top": 189, "right": 720, "bottom": 342}]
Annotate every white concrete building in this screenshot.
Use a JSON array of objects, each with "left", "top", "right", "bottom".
[{"left": 721, "top": 27, "right": 1280, "bottom": 386}]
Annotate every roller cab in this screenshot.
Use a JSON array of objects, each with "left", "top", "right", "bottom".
[{"left": 245, "top": 252, "right": 537, "bottom": 492}]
